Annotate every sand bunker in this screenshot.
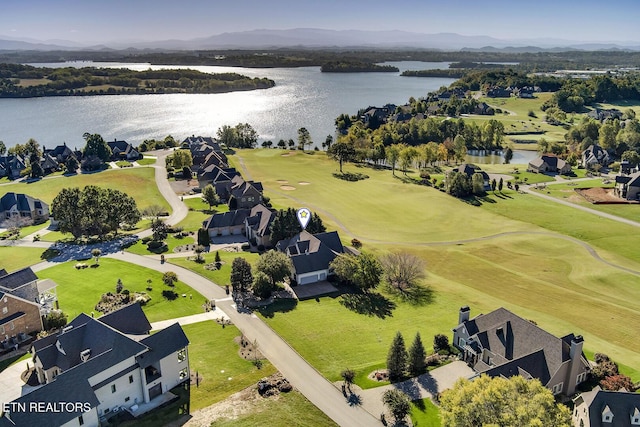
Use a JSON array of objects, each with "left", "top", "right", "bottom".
[
  {"left": 276, "top": 180, "right": 289, "bottom": 184},
  {"left": 298, "top": 181, "right": 310, "bottom": 185},
  {"left": 280, "top": 185, "right": 296, "bottom": 191}
]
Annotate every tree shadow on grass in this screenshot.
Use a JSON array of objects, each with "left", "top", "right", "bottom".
[
  {"left": 332, "top": 172, "right": 369, "bottom": 182},
  {"left": 257, "top": 298, "right": 298, "bottom": 318},
  {"left": 339, "top": 292, "right": 396, "bottom": 319},
  {"left": 386, "top": 285, "right": 434, "bottom": 306}
]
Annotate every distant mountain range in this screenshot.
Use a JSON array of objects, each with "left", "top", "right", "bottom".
[{"left": 1, "top": 28, "right": 639, "bottom": 52}]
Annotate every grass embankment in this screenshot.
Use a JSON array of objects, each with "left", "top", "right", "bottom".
[
  {"left": 177, "top": 198, "right": 229, "bottom": 231},
  {"left": 170, "top": 251, "right": 260, "bottom": 287},
  {"left": 0, "top": 247, "right": 50, "bottom": 272},
  {"left": 0, "top": 167, "right": 169, "bottom": 213},
  {"left": 410, "top": 398, "right": 441, "bottom": 427},
  {"left": 235, "top": 148, "right": 640, "bottom": 383},
  {"left": 209, "top": 391, "right": 337, "bottom": 427},
  {"left": 37, "top": 258, "right": 207, "bottom": 323}
]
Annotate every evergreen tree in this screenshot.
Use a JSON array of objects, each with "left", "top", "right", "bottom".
[
  {"left": 230, "top": 257, "right": 253, "bottom": 293},
  {"left": 202, "top": 184, "right": 219, "bottom": 209},
  {"left": 408, "top": 332, "right": 427, "bottom": 376},
  {"left": 386, "top": 331, "right": 408, "bottom": 382}
]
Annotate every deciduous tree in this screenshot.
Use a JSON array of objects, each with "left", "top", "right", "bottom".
[
  {"left": 381, "top": 252, "right": 426, "bottom": 292},
  {"left": 202, "top": 184, "right": 219, "bottom": 209},
  {"left": 82, "top": 132, "right": 111, "bottom": 162},
  {"left": 252, "top": 271, "right": 275, "bottom": 299},
  {"left": 440, "top": 375, "right": 572, "bottom": 427},
  {"left": 327, "top": 141, "right": 356, "bottom": 173},
  {"left": 255, "top": 250, "right": 292, "bottom": 287},
  {"left": 162, "top": 271, "right": 178, "bottom": 287},
  {"left": 382, "top": 389, "right": 411, "bottom": 422}
]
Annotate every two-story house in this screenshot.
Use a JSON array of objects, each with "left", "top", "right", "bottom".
[
  {"left": 0, "top": 303, "right": 189, "bottom": 427},
  {"left": 452, "top": 306, "right": 590, "bottom": 396}
]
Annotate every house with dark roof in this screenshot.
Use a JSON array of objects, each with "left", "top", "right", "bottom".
[
  {"left": 452, "top": 306, "right": 590, "bottom": 396},
  {"left": 0, "top": 192, "right": 50, "bottom": 224},
  {"left": 474, "top": 102, "right": 495, "bottom": 115},
  {"left": 203, "top": 209, "right": 251, "bottom": 239},
  {"left": 486, "top": 86, "right": 513, "bottom": 98},
  {"left": 229, "top": 176, "right": 263, "bottom": 209},
  {"left": 44, "top": 143, "right": 75, "bottom": 164},
  {"left": 40, "top": 153, "right": 60, "bottom": 175},
  {"left": 587, "top": 108, "right": 623, "bottom": 122},
  {"left": 450, "top": 164, "right": 491, "bottom": 191},
  {"left": 276, "top": 230, "right": 345, "bottom": 285},
  {"left": 528, "top": 155, "right": 572, "bottom": 174},
  {"left": 197, "top": 164, "right": 240, "bottom": 193},
  {"left": 615, "top": 171, "right": 640, "bottom": 201},
  {"left": 244, "top": 204, "right": 277, "bottom": 248},
  {"left": 0, "top": 266, "right": 58, "bottom": 319},
  {"left": 573, "top": 386, "right": 640, "bottom": 427},
  {"left": 0, "top": 155, "right": 27, "bottom": 179},
  {"left": 0, "top": 304, "right": 189, "bottom": 427},
  {"left": 107, "top": 140, "right": 140, "bottom": 161},
  {"left": 582, "top": 144, "right": 611, "bottom": 170}
]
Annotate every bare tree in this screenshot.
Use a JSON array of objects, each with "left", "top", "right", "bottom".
[{"left": 381, "top": 252, "right": 426, "bottom": 292}]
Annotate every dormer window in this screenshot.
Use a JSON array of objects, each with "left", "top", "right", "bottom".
[
  {"left": 602, "top": 405, "right": 613, "bottom": 423},
  {"left": 631, "top": 407, "right": 640, "bottom": 425}
]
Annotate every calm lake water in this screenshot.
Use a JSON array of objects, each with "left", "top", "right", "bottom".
[
  {"left": 0, "top": 61, "right": 454, "bottom": 149},
  {"left": 0, "top": 61, "right": 536, "bottom": 164}
]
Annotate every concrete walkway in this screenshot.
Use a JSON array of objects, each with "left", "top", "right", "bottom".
[
  {"left": 0, "top": 358, "right": 41, "bottom": 406},
  {"left": 150, "top": 309, "right": 229, "bottom": 331},
  {"left": 357, "top": 361, "right": 474, "bottom": 419}
]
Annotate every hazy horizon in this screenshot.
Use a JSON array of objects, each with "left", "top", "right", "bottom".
[{"left": 3, "top": 0, "right": 639, "bottom": 46}]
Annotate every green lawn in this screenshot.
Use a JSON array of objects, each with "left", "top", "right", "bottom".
[
  {"left": 410, "top": 398, "right": 441, "bottom": 427},
  {"left": 0, "top": 246, "right": 50, "bottom": 271},
  {"left": 210, "top": 390, "right": 337, "bottom": 427},
  {"left": 183, "top": 321, "right": 277, "bottom": 410},
  {"left": 177, "top": 198, "right": 228, "bottom": 231},
  {"left": 0, "top": 168, "right": 169, "bottom": 212},
  {"left": 169, "top": 251, "right": 261, "bottom": 287},
  {"left": 229, "top": 150, "right": 533, "bottom": 244},
  {"left": 37, "top": 258, "right": 207, "bottom": 322},
  {"left": 530, "top": 179, "right": 640, "bottom": 223},
  {"left": 136, "top": 158, "right": 157, "bottom": 166},
  {"left": 235, "top": 148, "right": 640, "bottom": 384}
]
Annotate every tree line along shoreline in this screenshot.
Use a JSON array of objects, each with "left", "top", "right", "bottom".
[{"left": 0, "top": 63, "right": 275, "bottom": 98}]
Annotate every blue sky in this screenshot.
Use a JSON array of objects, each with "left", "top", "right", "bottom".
[{"left": 2, "top": 0, "right": 639, "bottom": 44}]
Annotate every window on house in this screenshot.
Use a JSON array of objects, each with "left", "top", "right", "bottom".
[
  {"left": 78, "top": 415, "right": 84, "bottom": 426},
  {"left": 9, "top": 322, "right": 14, "bottom": 331},
  {"left": 576, "top": 372, "right": 587, "bottom": 384},
  {"left": 0, "top": 326, "right": 4, "bottom": 335},
  {"left": 178, "top": 348, "right": 187, "bottom": 362},
  {"left": 129, "top": 375, "right": 134, "bottom": 384},
  {"left": 2, "top": 307, "right": 7, "bottom": 314},
  {"left": 551, "top": 382, "right": 563, "bottom": 395},
  {"left": 111, "top": 384, "right": 116, "bottom": 393},
  {"left": 179, "top": 368, "right": 188, "bottom": 381}
]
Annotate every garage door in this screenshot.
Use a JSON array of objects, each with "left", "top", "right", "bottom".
[{"left": 298, "top": 274, "right": 319, "bottom": 285}]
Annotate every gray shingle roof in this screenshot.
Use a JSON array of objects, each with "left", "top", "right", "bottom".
[
  {"left": 574, "top": 386, "right": 640, "bottom": 427},
  {"left": 203, "top": 209, "right": 250, "bottom": 229},
  {"left": 98, "top": 303, "right": 151, "bottom": 335},
  {"left": 0, "top": 267, "right": 38, "bottom": 291},
  {"left": 137, "top": 322, "right": 189, "bottom": 368},
  {"left": 246, "top": 204, "right": 276, "bottom": 237},
  {"left": 461, "top": 307, "right": 576, "bottom": 383},
  {"left": 277, "top": 231, "right": 344, "bottom": 275}
]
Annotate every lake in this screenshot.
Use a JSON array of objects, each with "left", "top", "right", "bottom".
[
  {"left": 0, "top": 61, "right": 537, "bottom": 164},
  {"left": 0, "top": 61, "right": 455, "bottom": 149}
]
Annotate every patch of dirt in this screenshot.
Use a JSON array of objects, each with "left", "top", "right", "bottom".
[
  {"left": 280, "top": 185, "right": 296, "bottom": 191},
  {"left": 298, "top": 181, "right": 311, "bottom": 185},
  {"left": 276, "top": 179, "right": 289, "bottom": 184},
  {"left": 235, "top": 335, "right": 264, "bottom": 361},
  {"left": 368, "top": 369, "right": 389, "bottom": 382},
  {"left": 575, "top": 187, "right": 630, "bottom": 204},
  {"left": 280, "top": 152, "right": 295, "bottom": 157},
  {"left": 173, "top": 373, "right": 289, "bottom": 427}
]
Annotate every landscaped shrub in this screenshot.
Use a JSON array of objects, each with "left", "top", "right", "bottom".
[
  {"left": 433, "top": 334, "right": 450, "bottom": 353},
  {"left": 351, "top": 238, "right": 362, "bottom": 249},
  {"left": 162, "top": 290, "right": 178, "bottom": 300},
  {"left": 45, "top": 310, "right": 68, "bottom": 330},
  {"left": 141, "top": 236, "right": 152, "bottom": 244}
]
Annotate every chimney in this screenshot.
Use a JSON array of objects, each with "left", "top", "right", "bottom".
[
  {"left": 459, "top": 306, "right": 471, "bottom": 324},
  {"left": 570, "top": 335, "right": 584, "bottom": 360}
]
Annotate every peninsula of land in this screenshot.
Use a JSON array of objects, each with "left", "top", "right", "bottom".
[{"left": 0, "top": 63, "right": 275, "bottom": 98}]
